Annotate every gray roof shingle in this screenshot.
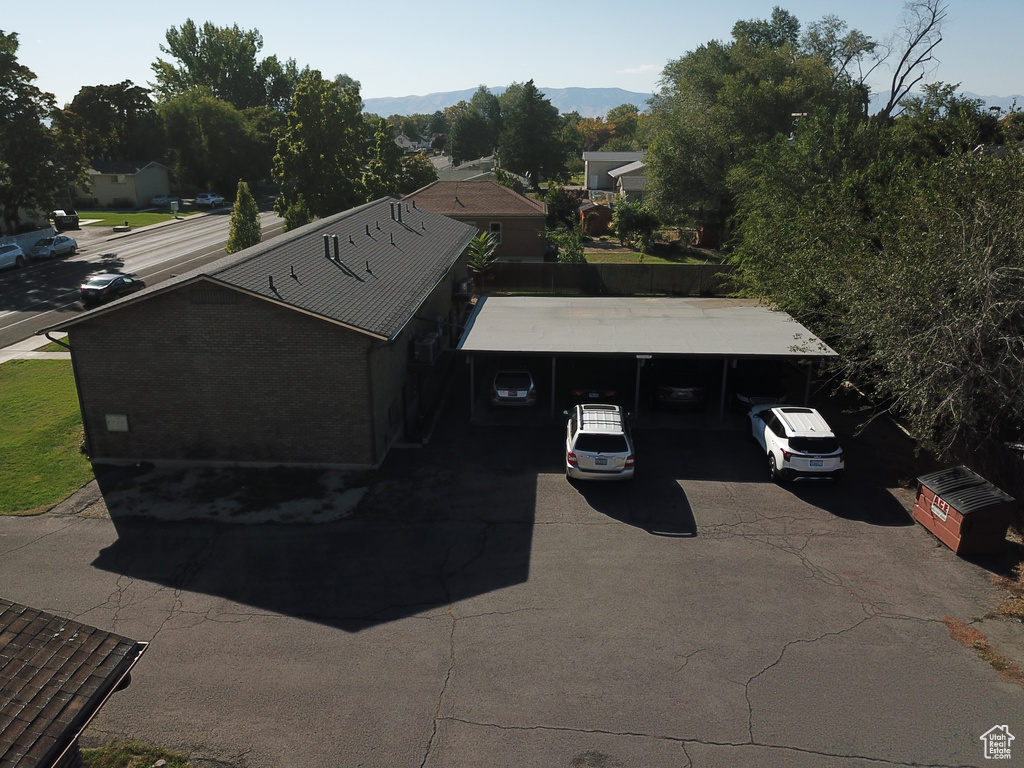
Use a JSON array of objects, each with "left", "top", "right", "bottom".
[
  {"left": 48, "top": 197, "right": 479, "bottom": 341},
  {"left": 0, "top": 599, "right": 146, "bottom": 768}
]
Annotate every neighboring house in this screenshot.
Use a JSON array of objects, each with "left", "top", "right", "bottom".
[
  {"left": 608, "top": 159, "right": 647, "bottom": 202},
  {"left": 74, "top": 160, "right": 171, "bottom": 209},
  {"left": 583, "top": 151, "right": 646, "bottom": 194},
  {"left": 42, "top": 197, "right": 478, "bottom": 469},
  {"left": 0, "top": 598, "right": 147, "bottom": 768},
  {"left": 395, "top": 133, "right": 427, "bottom": 152},
  {"left": 404, "top": 180, "right": 548, "bottom": 261}
]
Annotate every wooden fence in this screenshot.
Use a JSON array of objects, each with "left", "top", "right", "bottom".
[{"left": 478, "top": 263, "right": 737, "bottom": 296}]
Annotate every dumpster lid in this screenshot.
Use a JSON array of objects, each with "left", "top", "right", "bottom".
[{"left": 917, "top": 466, "right": 1015, "bottom": 514}]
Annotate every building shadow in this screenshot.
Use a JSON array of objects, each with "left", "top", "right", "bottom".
[{"left": 91, "top": 386, "right": 538, "bottom": 633}]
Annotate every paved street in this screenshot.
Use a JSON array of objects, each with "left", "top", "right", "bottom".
[{"left": 1, "top": 388, "right": 1022, "bottom": 767}]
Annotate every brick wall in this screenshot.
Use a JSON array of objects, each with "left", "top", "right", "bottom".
[{"left": 71, "top": 283, "right": 379, "bottom": 467}]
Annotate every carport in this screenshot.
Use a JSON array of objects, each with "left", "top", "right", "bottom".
[{"left": 457, "top": 296, "right": 838, "bottom": 420}]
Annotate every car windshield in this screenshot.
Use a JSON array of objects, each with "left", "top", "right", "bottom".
[
  {"left": 789, "top": 436, "right": 840, "bottom": 454},
  {"left": 495, "top": 372, "right": 532, "bottom": 388},
  {"left": 574, "top": 434, "right": 630, "bottom": 454},
  {"left": 84, "top": 276, "right": 117, "bottom": 288}
]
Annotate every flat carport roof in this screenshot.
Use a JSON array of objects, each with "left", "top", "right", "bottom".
[{"left": 458, "top": 297, "right": 837, "bottom": 420}]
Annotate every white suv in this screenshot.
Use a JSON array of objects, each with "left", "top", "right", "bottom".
[
  {"left": 565, "top": 403, "right": 635, "bottom": 481},
  {"left": 749, "top": 404, "right": 844, "bottom": 482}
]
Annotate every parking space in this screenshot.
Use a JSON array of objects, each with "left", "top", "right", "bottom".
[{"left": 1, "top": 364, "right": 1021, "bottom": 767}]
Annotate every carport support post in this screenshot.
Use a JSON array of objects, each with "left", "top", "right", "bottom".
[
  {"left": 719, "top": 359, "right": 730, "bottom": 421},
  {"left": 468, "top": 354, "right": 475, "bottom": 419}
]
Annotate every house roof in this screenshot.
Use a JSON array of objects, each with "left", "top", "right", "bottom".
[
  {"left": 582, "top": 151, "right": 646, "bottom": 163},
  {"left": 617, "top": 176, "right": 648, "bottom": 191},
  {"left": 46, "top": 197, "right": 478, "bottom": 342},
  {"left": 0, "top": 598, "right": 147, "bottom": 768},
  {"left": 404, "top": 180, "right": 547, "bottom": 218},
  {"left": 88, "top": 160, "right": 168, "bottom": 175},
  {"left": 608, "top": 160, "right": 645, "bottom": 178}
]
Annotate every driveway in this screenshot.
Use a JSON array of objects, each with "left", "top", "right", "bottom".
[{"left": 1, "top": 388, "right": 1022, "bottom": 767}]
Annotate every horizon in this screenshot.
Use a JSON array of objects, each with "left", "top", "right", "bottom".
[{"left": 5, "top": 1, "right": 1023, "bottom": 111}]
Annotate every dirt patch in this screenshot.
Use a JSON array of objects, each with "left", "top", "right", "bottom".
[
  {"left": 90, "top": 465, "right": 371, "bottom": 524},
  {"left": 943, "top": 616, "right": 1024, "bottom": 688}
]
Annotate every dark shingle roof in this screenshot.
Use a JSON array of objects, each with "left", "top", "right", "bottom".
[
  {"left": 89, "top": 160, "right": 166, "bottom": 175},
  {"left": 0, "top": 598, "right": 147, "bottom": 768},
  {"left": 404, "top": 181, "right": 547, "bottom": 218},
  {"left": 47, "top": 197, "right": 479, "bottom": 341}
]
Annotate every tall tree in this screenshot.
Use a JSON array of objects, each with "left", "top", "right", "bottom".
[
  {"left": 645, "top": 10, "right": 869, "bottom": 230},
  {"left": 0, "top": 31, "right": 82, "bottom": 233},
  {"left": 273, "top": 71, "right": 365, "bottom": 222},
  {"left": 225, "top": 180, "right": 262, "bottom": 253},
  {"left": 875, "top": 0, "right": 948, "bottom": 120},
  {"left": 158, "top": 88, "right": 257, "bottom": 191},
  {"left": 363, "top": 118, "right": 403, "bottom": 199},
  {"left": 151, "top": 20, "right": 304, "bottom": 111},
  {"left": 497, "top": 80, "right": 566, "bottom": 189},
  {"left": 60, "top": 81, "right": 163, "bottom": 160}
]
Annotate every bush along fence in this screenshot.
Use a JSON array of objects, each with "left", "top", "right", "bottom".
[{"left": 480, "top": 263, "right": 737, "bottom": 296}]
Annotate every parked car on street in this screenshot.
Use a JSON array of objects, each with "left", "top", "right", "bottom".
[
  {"left": 30, "top": 235, "right": 77, "bottom": 260},
  {"left": 79, "top": 273, "right": 146, "bottom": 308},
  {"left": 51, "top": 209, "right": 79, "bottom": 230},
  {"left": 150, "top": 195, "right": 179, "bottom": 206},
  {"left": 490, "top": 370, "right": 538, "bottom": 406},
  {"left": 0, "top": 243, "right": 26, "bottom": 271},
  {"left": 565, "top": 403, "right": 636, "bottom": 482},
  {"left": 749, "top": 404, "right": 844, "bottom": 482},
  {"left": 195, "top": 193, "right": 225, "bottom": 208}
]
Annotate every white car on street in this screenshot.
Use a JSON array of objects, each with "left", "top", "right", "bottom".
[
  {"left": 749, "top": 404, "right": 844, "bottom": 482},
  {"left": 195, "top": 193, "right": 225, "bottom": 208},
  {"left": 29, "top": 235, "right": 77, "bottom": 259}
]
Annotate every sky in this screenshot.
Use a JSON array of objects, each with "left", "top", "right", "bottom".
[{"left": 6, "top": 0, "right": 1023, "bottom": 110}]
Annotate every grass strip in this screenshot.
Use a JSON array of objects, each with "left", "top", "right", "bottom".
[{"left": 0, "top": 360, "right": 93, "bottom": 514}]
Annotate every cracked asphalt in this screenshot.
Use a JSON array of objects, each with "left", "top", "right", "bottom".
[{"left": 1, "top": 388, "right": 1022, "bottom": 767}]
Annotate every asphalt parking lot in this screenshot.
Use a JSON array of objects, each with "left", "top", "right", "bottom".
[{"left": 1, "top": 382, "right": 1022, "bottom": 767}]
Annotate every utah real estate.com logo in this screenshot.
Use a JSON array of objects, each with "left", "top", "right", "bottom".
[{"left": 980, "top": 725, "right": 1014, "bottom": 760}]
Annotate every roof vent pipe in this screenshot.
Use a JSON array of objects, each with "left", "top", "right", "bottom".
[
  {"left": 389, "top": 202, "right": 396, "bottom": 220},
  {"left": 390, "top": 232, "right": 394, "bottom": 245},
  {"left": 397, "top": 205, "right": 403, "bottom": 223},
  {"left": 269, "top": 275, "right": 275, "bottom": 292},
  {"left": 412, "top": 200, "right": 417, "bottom": 209},
  {"left": 323, "top": 234, "right": 330, "bottom": 259},
  {"left": 376, "top": 221, "right": 381, "bottom": 231},
  {"left": 290, "top": 265, "right": 296, "bottom": 279},
  {"left": 366, "top": 260, "right": 371, "bottom": 273},
  {"left": 349, "top": 234, "right": 355, "bottom": 244},
  {"left": 333, "top": 234, "right": 339, "bottom": 260},
  {"left": 365, "top": 224, "right": 370, "bottom": 236}
]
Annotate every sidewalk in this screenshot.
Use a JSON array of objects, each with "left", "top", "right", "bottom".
[{"left": 0, "top": 335, "right": 70, "bottom": 364}]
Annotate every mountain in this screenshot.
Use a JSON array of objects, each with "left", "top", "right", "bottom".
[{"left": 362, "top": 86, "right": 654, "bottom": 118}]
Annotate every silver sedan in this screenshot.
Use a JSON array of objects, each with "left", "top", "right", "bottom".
[{"left": 30, "top": 235, "right": 77, "bottom": 259}]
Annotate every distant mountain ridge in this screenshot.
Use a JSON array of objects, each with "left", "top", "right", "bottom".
[{"left": 362, "top": 87, "right": 654, "bottom": 118}]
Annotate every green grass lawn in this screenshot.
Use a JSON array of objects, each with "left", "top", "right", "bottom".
[
  {"left": 0, "top": 360, "right": 93, "bottom": 514},
  {"left": 78, "top": 210, "right": 200, "bottom": 227}
]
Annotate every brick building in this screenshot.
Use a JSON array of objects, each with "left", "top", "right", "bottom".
[
  {"left": 44, "top": 198, "right": 477, "bottom": 469},
  {"left": 404, "top": 180, "right": 548, "bottom": 261}
]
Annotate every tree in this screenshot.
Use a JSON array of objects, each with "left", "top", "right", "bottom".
[
  {"left": 151, "top": 20, "right": 304, "bottom": 111},
  {"left": 733, "top": 102, "right": 1024, "bottom": 453},
  {"left": 467, "top": 232, "right": 498, "bottom": 292},
  {"left": 363, "top": 118, "right": 403, "bottom": 199},
  {"left": 273, "top": 71, "right": 365, "bottom": 222},
  {"left": 396, "top": 153, "right": 438, "bottom": 195},
  {"left": 158, "top": 88, "right": 257, "bottom": 191},
  {"left": 612, "top": 201, "right": 660, "bottom": 251},
  {"left": 547, "top": 219, "right": 587, "bottom": 264},
  {"left": 875, "top": 0, "right": 948, "bottom": 120},
  {"left": 60, "top": 81, "right": 163, "bottom": 161},
  {"left": 225, "top": 180, "right": 261, "bottom": 253},
  {"left": 497, "top": 80, "right": 567, "bottom": 189},
  {"left": 644, "top": 10, "right": 870, "bottom": 229},
  {"left": 0, "top": 31, "right": 81, "bottom": 234}
]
